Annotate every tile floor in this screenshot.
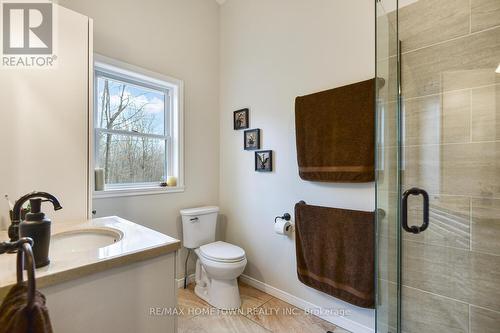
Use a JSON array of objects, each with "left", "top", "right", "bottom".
[{"left": 178, "top": 281, "right": 351, "bottom": 333}]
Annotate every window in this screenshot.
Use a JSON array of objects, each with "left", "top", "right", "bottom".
[{"left": 93, "top": 56, "right": 183, "bottom": 197}]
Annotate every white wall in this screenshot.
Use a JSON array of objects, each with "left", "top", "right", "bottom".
[
  {"left": 219, "top": 0, "right": 375, "bottom": 331},
  {"left": 57, "top": 0, "right": 221, "bottom": 278},
  {"left": 48, "top": 1, "right": 376, "bottom": 330},
  {"left": 0, "top": 6, "right": 90, "bottom": 227}
]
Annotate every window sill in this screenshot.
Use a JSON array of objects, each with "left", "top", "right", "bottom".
[{"left": 93, "top": 185, "right": 185, "bottom": 199}]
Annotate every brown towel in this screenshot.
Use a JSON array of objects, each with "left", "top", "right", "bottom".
[
  {"left": 295, "top": 78, "right": 375, "bottom": 182},
  {"left": 0, "top": 284, "right": 53, "bottom": 333},
  {"left": 295, "top": 202, "right": 375, "bottom": 308}
]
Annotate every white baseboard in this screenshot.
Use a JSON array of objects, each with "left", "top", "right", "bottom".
[
  {"left": 176, "top": 274, "right": 196, "bottom": 288},
  {"left": 239, "top": 274, "right": 374, "bottom": 333}
]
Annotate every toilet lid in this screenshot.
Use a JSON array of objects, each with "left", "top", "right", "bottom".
[{"left": 199, "top": 241, "right": 246, "bottom": 263}]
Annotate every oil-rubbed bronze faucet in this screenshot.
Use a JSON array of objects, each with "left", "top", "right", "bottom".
[{"left": 9, "top": 191, "right": 62, "bottom": 242}]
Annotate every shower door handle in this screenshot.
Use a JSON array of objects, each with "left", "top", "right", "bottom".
[{"left": 401, "top": 187, "right": 429, "bottom": 234}]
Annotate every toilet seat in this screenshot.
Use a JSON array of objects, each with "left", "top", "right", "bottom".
[{"left": 199, "top": 241, "right": 246, "bottom": 263}]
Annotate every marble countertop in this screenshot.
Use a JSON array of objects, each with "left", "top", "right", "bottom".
[{"left": 0, "top": 216, "right": 180, "bottom": 299}]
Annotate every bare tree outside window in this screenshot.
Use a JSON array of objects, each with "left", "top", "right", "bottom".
[{"left": 95, "top": 75, "right": 168, "bottom": 185}]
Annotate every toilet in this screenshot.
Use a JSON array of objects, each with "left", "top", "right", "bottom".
[{"left": 180, "top": 206, "right": 247, "bottom": 310}]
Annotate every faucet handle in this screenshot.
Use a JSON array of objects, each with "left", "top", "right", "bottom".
[{"left": 8, "top": 222, "right": 20, "bottom": 243}]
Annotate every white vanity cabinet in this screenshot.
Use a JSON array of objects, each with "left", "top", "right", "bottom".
[
  {"left": 42, "top": 251, "right": 178, "bottom": 333},
  {"left": 0, "top": 217, "right": 180, "bottom": 333},
  {"left": 0, "top": 5, "right": 92, "bottom": 225}
]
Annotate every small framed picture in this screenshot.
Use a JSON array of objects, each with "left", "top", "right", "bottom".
[
  {"left": 255, "top": 150, "right": 273, "bottom": 172},
  {"left": 233, "top": 108, "right": 249, "bottom": 130},
  {"left": 244, "top": 129, "right": 260, "bottom": 150}
]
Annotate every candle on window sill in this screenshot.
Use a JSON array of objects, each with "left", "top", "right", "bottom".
[
  {"left": 166, "top": 176, "right": 177, "bottom": 187},
  {"left": 95, "top": 168, "right": 105, "bottom": 191}
]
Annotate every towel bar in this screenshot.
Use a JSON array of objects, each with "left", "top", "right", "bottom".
[
  {"left": 0, "top": 237, "right": 36, "bottom": 310},
  {"left": 296, "top": 201, "right": 385, "bottom": 219}
]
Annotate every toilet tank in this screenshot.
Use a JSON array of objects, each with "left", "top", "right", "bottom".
[{"left": 180, "top": 206, "right": 219, "bottom": 249}]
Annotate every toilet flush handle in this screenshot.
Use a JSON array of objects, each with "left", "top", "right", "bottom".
[{"left": 190, "top": 217, "right": 199, "bottom": 223}]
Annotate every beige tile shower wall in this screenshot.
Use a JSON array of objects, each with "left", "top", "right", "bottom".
[{"left": 399, "top": 0, "right": 500, "bottom": 332}]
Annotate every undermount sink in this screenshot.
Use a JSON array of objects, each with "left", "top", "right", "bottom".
[{"left": 51, "top": 228, "right": 123, "bottom": 255}]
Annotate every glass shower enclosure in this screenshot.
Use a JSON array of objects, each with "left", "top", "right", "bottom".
[{"left": 375, "top": 0, "right": 500, "bottom": 332}]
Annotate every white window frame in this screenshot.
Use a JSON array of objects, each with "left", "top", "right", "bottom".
[{"left": 92, "top": 54, "right": 184, "bottom": 198}]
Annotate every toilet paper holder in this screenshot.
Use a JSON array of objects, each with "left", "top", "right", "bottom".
[
  {"left": 274, "top": 213, "right": 292, "bottom": 233},
  {"left": 274, "top": 213, "right": 291, "bottom": 223}
]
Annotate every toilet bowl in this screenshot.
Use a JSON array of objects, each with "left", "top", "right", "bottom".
[
  {"left": 180, "top": 206, "right": 247, "bottom": 310},
  {"left": 193, "top": 241, "right": 247, "bottom": 309}
]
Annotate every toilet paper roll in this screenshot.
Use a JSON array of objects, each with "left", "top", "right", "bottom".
[{"left": 274, "top": 219, "right": 291, "bottom": 235}]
